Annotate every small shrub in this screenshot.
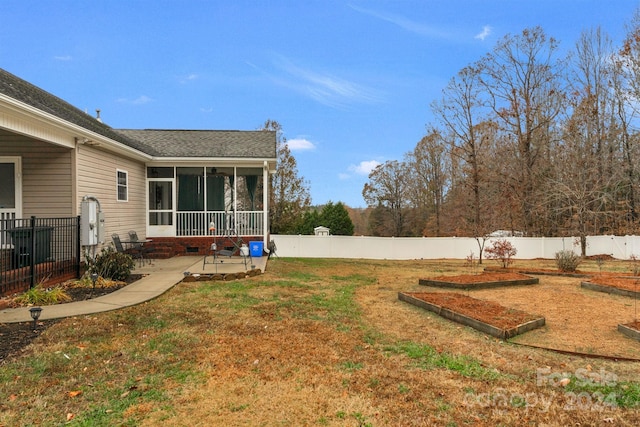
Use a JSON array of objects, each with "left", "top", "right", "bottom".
[
  {"left": 14, "top": 286, "right": 71, "bottom": 305},
  {"left": 555, "top": 250, "right": 581, "bottom": 272},
  {"left": 87, "top": 246, "right": 135, "bottom": 281},
  {"left": 465, "top": 251, "right": 478, "bottom": 273},
  {"left": 484, "top": 239, "right": 517, "bottom": 268}
]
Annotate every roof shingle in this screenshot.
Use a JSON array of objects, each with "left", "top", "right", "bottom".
[{"left": 115, "top": 129, "right": 276, "bottom": 158}]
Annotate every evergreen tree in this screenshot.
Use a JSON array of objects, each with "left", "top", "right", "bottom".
[
  {"left": 320, "top": 201, "right": 354, "bottom": 235},
  {"left": 296, "top": 209, "right": 321, "bottom": 235}
]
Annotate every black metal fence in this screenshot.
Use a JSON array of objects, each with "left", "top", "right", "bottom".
[{"left": 0, "top": 216, "right": 81, "bottom": 296}]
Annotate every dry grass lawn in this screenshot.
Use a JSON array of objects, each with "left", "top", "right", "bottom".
[{"left": 1, "top": 257, "right": 640, "bottom": 426}]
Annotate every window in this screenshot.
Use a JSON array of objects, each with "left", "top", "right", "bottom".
[{"left": 117, "top": 170, "right": 128, "bottom": 201}]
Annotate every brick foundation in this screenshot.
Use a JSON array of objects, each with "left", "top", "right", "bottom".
[{"left": 147, "top": 236, "right": 264, "bottom": 258}]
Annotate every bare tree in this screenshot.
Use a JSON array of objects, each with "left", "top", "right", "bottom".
[
  {"left": 405, "top": 127, "right": 449, "bottom": 236},
  {"left": 479, "top": 26, "right": 566, "bottom": 235},
  {"left": 362, "top": 160, "right": 409, "bottom": 236},
  {"left": 432, "top": 65, "right": 487, "bottom": 237},
  {"left": 542, "top": 26, "right": 621, "bottom": 252},
  {"left": 613, "top": 13, "right": 640, "bottom": 230},
  {"left": 571, "top": 27, "right": 615, "bottom": 182}
]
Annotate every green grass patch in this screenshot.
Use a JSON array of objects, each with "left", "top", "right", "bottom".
[
  {"left": 340, "top": 360, "right": 364, "bottom": 371},
  {"left": 283, "top": 271, "right": 321, "bottom": 281},
  {"left": 563, "top": 375, "right": 640, "bottom": 408},
  {"left": 384, "top": 341, "right": 501, "bottom": 381},
  {"left": 308, "top": 285, "right": 359, "bottom": 322}
]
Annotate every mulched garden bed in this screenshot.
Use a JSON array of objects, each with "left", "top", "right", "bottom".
[
  {"left": 419, "top": 272, "right": 538, "bottom": 289},
  {"left": 398, "top": 291, "right": 545, "bottom": 340},
  {"left": 581, "top": 276, "right": 640, "bottom": 298},
  {"left": 0, "top": 320, "right": 59, "bottom": 363},
  {"left": 0, "top": 274, "right": 143, "bottom": 364}
]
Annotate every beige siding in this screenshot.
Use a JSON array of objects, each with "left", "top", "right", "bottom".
[
  {"left": 0, "top": 129, "right": 148, "bottom": 250},
  {"left": 76, "top": 145, "right": 147, "bottom": 244},
  {"left": 0, "top": 129, "right": 73, "bottom": 217}
]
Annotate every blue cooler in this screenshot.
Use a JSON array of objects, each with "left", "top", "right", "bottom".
[{"left": 249, "top": 241, "right": 264, "bottom": 257}]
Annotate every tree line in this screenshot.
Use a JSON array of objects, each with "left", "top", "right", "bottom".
[{"left": 363, "top": 14, "right": 640, "bottom": 253}]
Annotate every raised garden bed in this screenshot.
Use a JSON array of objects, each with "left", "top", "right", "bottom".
[
  {"left": 398, "top": 291, "right": 545, "bottom": 340},
  {"left": 581, "top": 276, "right": 640, "bottom": 299},
  {"left": 618, "top": 321, "right": 640, "bottom": 342},
  {"left": 484, "top": 266, "right": 592, "bottom": 278},
  {"left": 419, "top": 272, "right": 538, "bottom": 289}
]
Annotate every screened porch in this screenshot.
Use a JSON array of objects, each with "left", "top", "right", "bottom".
[{"left": 147, "top": 166, "right": 267, "bottom": 238}]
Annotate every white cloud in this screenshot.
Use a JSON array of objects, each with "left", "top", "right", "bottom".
[
  {"left": 287, "top": 138, "right": 315, "bottom": 151},
  {"left": 349, "top": 4, "right": 449, "bottom": 38},
  {"left": 338, "top": 173, "right": 350, "bottom": 180},
  {"left": 54, "top": 55, "right": 72, "bottom": 61},
  {"left": 117, "top": 95, "right": 152, "bottom": 105},
  {"left": 179, "top": 73, "right": 199, "bottom": 84},
  {"left": 474, "top": 25, "right": 492, "bottom": 41},
  {"left": 270, "top": 55, "right": 381, "bottom": 108},
  {"left": 348, "top": 160, "right": 381, "bottom": 176}
]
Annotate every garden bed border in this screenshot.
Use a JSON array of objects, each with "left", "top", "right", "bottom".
[
  {"left": 618, "top": 323, "right": 640, "bottom": 342},
  {"left": 398, "top": 292, "right": 545, "bottom": 340},
  {"left": 580, "top": 281, "right": 640, "bottom": 299},
  {"left": 418, "top": 275, "right": 538, "bottom": 289}
]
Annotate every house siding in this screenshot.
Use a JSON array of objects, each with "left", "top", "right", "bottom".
[
  {"left": 76, "top": 144, "right": 147, "bottom": 245},
  {"left": 0, "top": 129, "right": 73, "bottom": 217}
]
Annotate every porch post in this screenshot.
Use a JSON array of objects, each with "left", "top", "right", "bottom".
[{"left": 263, "top": 161, "right": 269, "bottom": 246}]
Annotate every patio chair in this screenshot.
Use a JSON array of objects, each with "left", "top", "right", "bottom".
[
  {"left": 127, "top": 230, "right": 154, "bottom": 264},
  {"left": 112, "top": 233, "right": 143, "bottom": 265}
]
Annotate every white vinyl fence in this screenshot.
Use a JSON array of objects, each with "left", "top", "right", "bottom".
[{"left": 270, "top": 234, "right": 640, "bottom": 260}]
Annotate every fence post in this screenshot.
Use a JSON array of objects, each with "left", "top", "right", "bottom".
[
  {"left": 29, "top": 215, "right": 36, "bottom": 288},
  {"left": 76, "top": 215, "right": 82, "bottom": 278}
]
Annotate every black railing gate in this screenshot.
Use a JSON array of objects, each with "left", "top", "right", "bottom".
[{"left": 0, "top": 216, "right": 81, "bottom": 296}]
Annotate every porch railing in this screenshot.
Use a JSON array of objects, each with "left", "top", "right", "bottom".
[
  {"left": 1, "top": 216, "right": 81, "bottom": 295},
  {"left": 176, "top": 211, "right": 264, "bottom": 237}
]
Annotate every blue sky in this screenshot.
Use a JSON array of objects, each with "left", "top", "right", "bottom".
[{"left": 2, "top": 1, "right": 639, "bottom": 207}]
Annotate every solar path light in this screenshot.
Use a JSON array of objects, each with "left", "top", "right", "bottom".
[{"left": 29, "top": 306, "right": 42, "bottom": 330}]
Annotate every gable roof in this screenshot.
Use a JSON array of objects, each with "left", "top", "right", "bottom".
[
  {"left": 0, "top": 68, "right": 276, "bottom": 160},
  {"left": 0, "top": 68, "right": 149, "bottom": 151}
]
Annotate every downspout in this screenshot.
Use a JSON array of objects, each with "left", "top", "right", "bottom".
[{"left": 233, "top": 166, "right": 237, "bottom": 227}]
